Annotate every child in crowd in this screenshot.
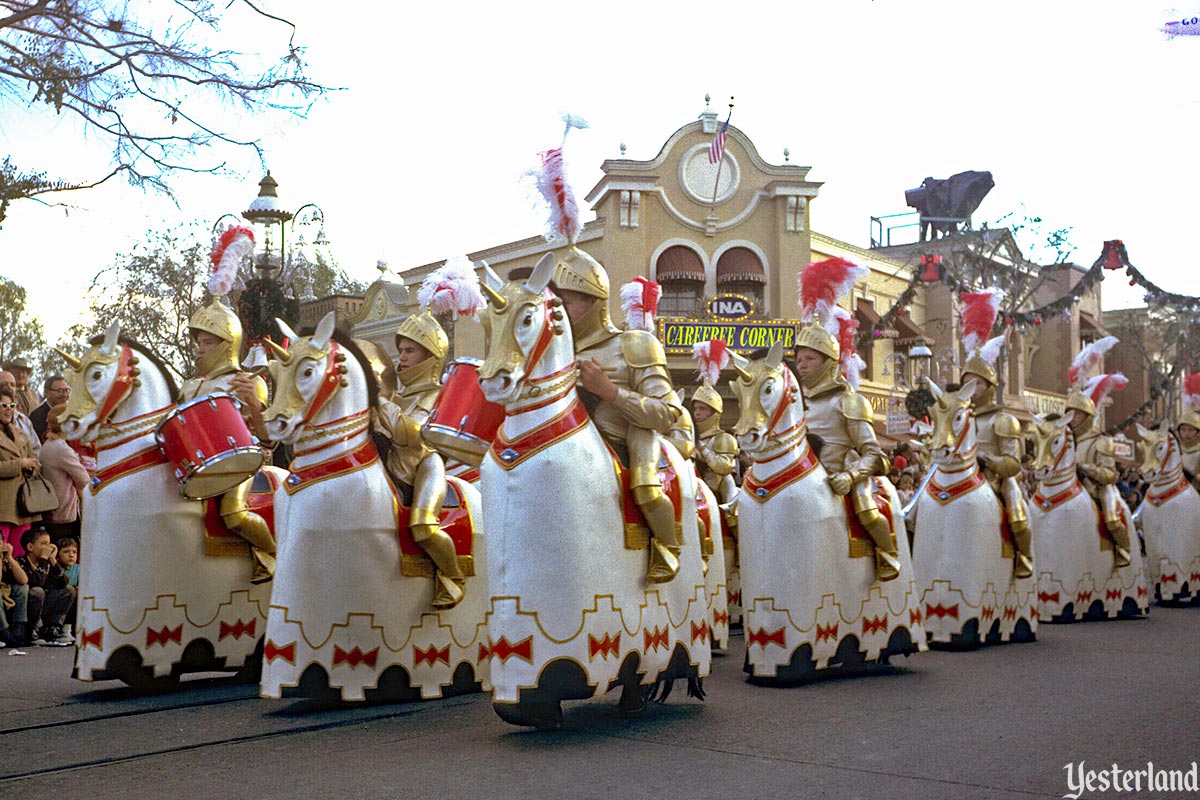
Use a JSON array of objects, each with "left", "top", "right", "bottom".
[
  {"left": 0, "top": 539, "right": 30, "bottom": 647},
  {"left": 56, "top": 537, "right": 79, "bottom": 640},
  {"left": 17, "top": 526, "right": 74, "bottom": 646}
]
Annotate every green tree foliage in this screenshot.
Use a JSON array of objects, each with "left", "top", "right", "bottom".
[
  {"left": 62, "top": 220, "right": 368, "bottom": 379},
  {"left": 0, "top": 1, "right": 331, "bottom": 210},
  {"left": 0, "top": 275, "right": 48, "bottom": 372}
]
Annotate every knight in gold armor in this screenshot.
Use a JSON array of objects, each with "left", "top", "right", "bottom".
[
  {"left": 182, "top": 299, "right": 276, "bottom": 583},
  {"left": 1066, "top": 388, "right": 1132, "bottom": 567},
  {"left": 961, "top": 352, "right": 1034, "bottom": 579},
  {"left": 691, "top": 382, "right": 740, "bottom": 506},
  {"left": 1176, "top": 376, "right": 1200, "bottom": 488},
  {"left": 793, "top": 324, "right": 901, "bottom": 582},
  {"left": 549, "top": 248, "right": 688, "bottom": 583},
  {"left": 372, "top": 311, "right": 466, "bottom": 609}
]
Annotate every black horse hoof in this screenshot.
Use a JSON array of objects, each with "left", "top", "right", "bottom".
[{"left": 493, "top": 700, "right": 563, "bottom": 731}]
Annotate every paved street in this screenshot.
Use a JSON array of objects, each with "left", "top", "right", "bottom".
[{"left": 1, "top": 604, "right": 1197, "bottom": 800}]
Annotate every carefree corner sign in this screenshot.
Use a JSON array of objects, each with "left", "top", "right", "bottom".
[{"left": 658, "top": 319, "right": 801, "bottom": 354}]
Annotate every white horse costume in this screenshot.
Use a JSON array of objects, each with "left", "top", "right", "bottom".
[
  {"left": 1136, "top": 423, "right": 1200, "bottom": 604},
  {"left": 694, "top": 473, "right": 730, "bottom": 652},
  {"left": 259, "top": 314, "right": 489, "bottom": 702},
  {"left": 476, "top": 258, "right": 710, "bottom": 729},
  {"left": 1028, "top": 416, "right": 1148, "bottom": 621},
  {"left": 58, "top": 325, "right": 279, "bottom": 687},
  {"left": 730, "top": 343, "right": 925, "bottom": 681},
  {"left": 911, "top": 380, "right": 1037, "bottom": 646}
]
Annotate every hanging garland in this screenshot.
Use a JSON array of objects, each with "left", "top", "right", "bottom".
[{"left": 237, "top": 277, "right": 300, "bottom": 343}]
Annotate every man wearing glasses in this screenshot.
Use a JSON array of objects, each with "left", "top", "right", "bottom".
[{"left": 30, "top": 375, "right": 69, "bottom": 442}]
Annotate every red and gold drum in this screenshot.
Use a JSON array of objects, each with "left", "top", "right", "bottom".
[
  {"left": 421, "top": 358, "right": 505, "bottom": 467},
  {"left": 155, "top": 392, "right": 266, "bottom": 500}
]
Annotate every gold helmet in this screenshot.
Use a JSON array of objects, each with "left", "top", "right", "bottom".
[
  {"left": 962, "top": 351, "right": 998, "bottom": 387},
  {"left": 794, "top": 322, "right": 838, "bottom": 362},
  {"left": 1177, "top": 403, "right": 1200, "bottom": 433},
  {"left": 395, "top": 310, "right": 448, "bottom": 391},
  {"left": 1065, "top": 387, "right": 1097, "bottom": 420},
  {"left": 396, "top": 310, "right": 449, "bottom": 361},
  {"left": 189, "top": 298, "right": 243, "bottom": 377},
  {"left": 551, "top": 247, "right": 609, "bottom": 300},
  {"left": 692, "top": 381, "right": 723, "bottom": 416}
]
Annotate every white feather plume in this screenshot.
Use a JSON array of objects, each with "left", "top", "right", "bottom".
[{"left": 417, "top": 255, "right": 486, "bottom": 318}]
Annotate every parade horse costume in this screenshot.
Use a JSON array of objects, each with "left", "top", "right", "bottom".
[
  {"left": 476, "top": 256, "right": 710, "bottom": 730},
  {"left": 259, "top": 313, "right": 489, "bottom": 702},
  {"left": 1028, "top": 416, "right": 1147, "bottom": 620},
  {"left": 910, "top": 380, "right": 1037, "bottom": 646},
  {"left": 730, "top": 342, "right": 924, "bottom": 682},
  {"left": 58, "top": 324, "right": 282, "bottom": 688},
  {"left": 693, "top": 471, "right": 730, "bottom": 652},
  {"left": 1136, "top": 423, "right": 1200, "bottom": 603}
]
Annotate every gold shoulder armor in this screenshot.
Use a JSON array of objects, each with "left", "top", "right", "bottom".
[
  {"left": 840, "top": 391, "right": 874, "bottom": 423},
  {"left": 993, "top": 412, "right": 1021, "bottom": 440},
  {"left": 621, "top": 330, "right": 668, "bottom": 369},
  {"left": 713, "top": 430, "right": 739, "bottom": 457},
  {"left": 1096, "top": 436, "right": 1116, "bottom": 458},
  {"left": 252, "top": 374, "right": 270, "bottom": 406}
]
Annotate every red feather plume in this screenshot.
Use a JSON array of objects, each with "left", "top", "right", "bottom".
[
  {"left": 798, "top": 257, "right": 869, "bottom": 324},
  {"left": 960, "top": 289, "right": 1004, "bottom": 352},
  {"left": 1184, "top": 373, "right": 1200, "bottom": 407},
  {"left": 692, "top": 339, "right": 731, "bottom": 386}
]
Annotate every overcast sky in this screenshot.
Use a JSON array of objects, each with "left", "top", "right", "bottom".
[{"left": 3, "top": 1, "right": 1198, "bottom": 345}]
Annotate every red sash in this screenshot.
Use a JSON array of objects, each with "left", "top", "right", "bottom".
[
  {"left": 488, "top": 400, "right": 589, "bottom": 470},
  {"left": 284, "top": 439, "right": 378, "bottom": 494},
  {"left": 1146, "top": 474, "right": 1191, "bottom": 508},
  {"left": 742, "top": 448, "right": 819, "bottom": 503},
  {"left": 89, "top": 446, "right": 168, "bottom": 494},
  {"left": 1032, "top": 480, "right": 1083, "bottom": 512}
]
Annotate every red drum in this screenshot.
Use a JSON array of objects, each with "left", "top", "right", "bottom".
[
  {"left": 421, "top": 358, "right": 505, "bottom": 467},
  {"left": 155, "top": 392, "right": 266, "bottom": 500}
]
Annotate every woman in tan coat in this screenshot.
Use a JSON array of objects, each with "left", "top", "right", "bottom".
[{"left": 0, "top": 386, "right": 41, "bottom": 557}]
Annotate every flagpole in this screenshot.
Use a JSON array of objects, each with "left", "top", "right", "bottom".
[{"left": 711, "top": 99, "right": 734, "bottom": 208}]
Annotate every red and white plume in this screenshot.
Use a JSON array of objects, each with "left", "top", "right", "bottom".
[
  {"left": 1183, "top": 373, "right": 1200, "bottom": 409},
  {"left": 532, "top": 113, "right": 589, "bottom": 245},
  {"left": 692, "top": 339, "right": 731, "bottom": 386},
  {"left": 960, "top": 288, "right": 1005, "bottom": 353},
  {"left": 829, "top": 306, "right": 866, "bottom": 390},
  {"left": 208, "top": 226, "right": 255, "bottom": 297},
  {"left": 620, "top": 276, "right": 661, "bottom": 332},
  {"left": 1068, "top": 335, "right": 1120, "bottom": 389},
  {"left": 1083, "top": 373, "right": 1129, "bottom": 409},
  {"left": 417, "top": 255, "right": 486, "bottom": 318},
  {"left": 976, "top": 336, "right": 1006, "bottom": 369},
  {"left": 798, "top": 257, "right": 869, "bottom": 325}
]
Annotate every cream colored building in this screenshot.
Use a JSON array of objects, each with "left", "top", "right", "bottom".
[{"left": 347, "top": 100, "right": 1107, "bottom": 440}]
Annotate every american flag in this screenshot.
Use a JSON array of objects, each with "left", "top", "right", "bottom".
[{"left": 708, "top": 112, "right": 730, "bottom": 164}]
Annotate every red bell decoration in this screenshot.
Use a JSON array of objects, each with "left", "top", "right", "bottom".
[
  {"left": 920, "top": 254, "right": 942, "bottom": 282},
  {"left": 1102, "top": 240, "right": 1124, "bottom": 270}
]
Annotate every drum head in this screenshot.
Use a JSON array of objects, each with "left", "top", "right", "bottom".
[{"left": 179, "top": 450, "right": 266, "bottom": 500}]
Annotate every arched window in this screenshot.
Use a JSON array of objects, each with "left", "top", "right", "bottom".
[
  {"left": 715, "top": 247, "right": 765, "bottom": 313},
  {"left": 655, "top": 245, "right": 705, "bottom": 317}
]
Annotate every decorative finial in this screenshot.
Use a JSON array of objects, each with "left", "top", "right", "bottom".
[
  {"left": 705, "top": 93, "right": 711, "bottom": 108},
  {"left": 377, "top": 259, "right": 390, "bottom": 279},
  {"left": 620, "top": 142, "right": 627, "bottom": 156},
  {"left": 783, "top": 148, "right": 790, "bottom": 162}
]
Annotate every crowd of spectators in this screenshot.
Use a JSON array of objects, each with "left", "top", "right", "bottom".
[{"left": 0, "top": 361, "right": 85, "bottom": 649}]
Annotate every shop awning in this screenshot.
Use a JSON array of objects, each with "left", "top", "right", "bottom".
[
  {"left": 655, "top": 245, "right": 706, "bottom": 283},
  {"left": 857, "top": 298, "right": 897, "bottom": 338},
  {"left": 893, "top": 312, "right": 932, "bottom": 345},
  {"left": 716, "top": 247, "right": 766, "bottom": 284}
]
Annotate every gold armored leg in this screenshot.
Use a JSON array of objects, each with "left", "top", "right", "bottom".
[
  {"left": 219, "top": 479, "right": 276, "bottom": 585},
  {"left": 852, "top": 481, "right": 900, "bottom": 582},
  {"left": 1100, "top": 486, "right": 1131, "bottom": 568},
  {"left": 411, "top": 456, "right": 464, "bottom": 609},
  {"left": 634, "top": 485, "right": 681, "bottom": 584},
  {"left": 1003, "top": 478, "right": 1034, "bottom": 579}
]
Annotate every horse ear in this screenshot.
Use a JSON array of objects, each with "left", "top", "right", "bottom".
[
  {"left": 764, "top": 340, "right": 784, "bottom": 370},
  {"left": 956, "top": 379, "right": 977, "bottom": 404},
  {"left": 1135, "top": 423, "right": 1153, "bottom": 440},
  {"left": 312, "top": 311, "right": 337, "bottom": 350},
  {"left": 99, "top": 321, "right": 120, "bottom": 355},
  {"left": 925, "top": 377, "right": 944, "bottom": 401},
  {"left": 481, "top": 261, "right": 505, "bottom": 292},
  {"left": 276, "top": 318, "right": 301, "bottom": 343},
  {"left": 525, "top": 253, "right": 556, "bottom": 294},
  {"left": 1160, "top": 417, "right": 1171, "bottom": 435},
  {"left": 1030, "top": 413, "right": 1045, "bottom": 429},
  {"left": 1055, "top": 412, "right": 1074, "bottom": 430}
]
